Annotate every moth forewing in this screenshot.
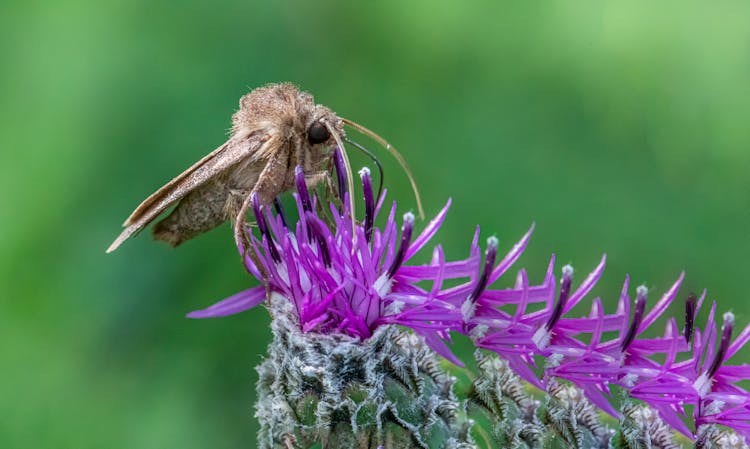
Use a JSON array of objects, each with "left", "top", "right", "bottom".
[
  {"left": 121, "top": 140, "right": 234, "bottom": 227},
  {"left": 106, "top": 132, "right": 270, "bottom": 253}
]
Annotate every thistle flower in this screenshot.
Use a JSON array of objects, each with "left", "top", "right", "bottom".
[
  {"left": 188, "top": 151, "right": 533, "bottom": 366},
  {"left": 462, "top": 251, "right": 750, "bottom": 443},
  {"left": 187, "top": 150, "right": 750, "bottom": 447}
]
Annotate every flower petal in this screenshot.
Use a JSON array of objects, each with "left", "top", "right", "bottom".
[{"left": 187, "top": 287, "right": 266, "bottom": 318}]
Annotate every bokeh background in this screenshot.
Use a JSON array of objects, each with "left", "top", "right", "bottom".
[{"left": 2, "top": 1, "right": 750, "bottom": 447}]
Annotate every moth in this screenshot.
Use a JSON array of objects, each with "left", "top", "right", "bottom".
[{"left": 106, "top": 82, "right": 422, "bottom": 253}]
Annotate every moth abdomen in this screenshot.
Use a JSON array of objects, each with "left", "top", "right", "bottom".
[{"left": 152, "top": 180, "right": 235, "bottom": 247}]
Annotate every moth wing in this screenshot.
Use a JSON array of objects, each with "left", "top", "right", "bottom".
[{"left": 106, "top": 132, "right": 273, "bottom": 253}]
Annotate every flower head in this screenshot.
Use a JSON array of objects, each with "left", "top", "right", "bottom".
[
  {"left": 188, "top": 150, "right": 533, "bottom": 364},
  {"left": 464, "top": 255, "right": 750, "bottom": 441},
  {"left": 187, "top": 150, "right": 750, "bottom": 442}
]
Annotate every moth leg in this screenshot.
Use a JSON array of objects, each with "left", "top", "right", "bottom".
[
  {"left": 232, "top": 154, "right": 289, "bottom": 253},
  {"left": 229, "top": 190, "right": 266, "bottom": 277},
  {"left": 227, "top": 189, "right": 272, "bottom": 278},
  {"left": 313, "top": 169, "right": 349, "bottom": 203},
  {"left": 233, "top": 193, "right": 258, "bottom": 252},
  {"left": 306, "top": 170, "right": 346, "bottom": 227},
  {"left": 304, "top": 170, "right": 333, "bottom": 192},
  {"left": 224, "top": 188, "right": 253, "bottom": 251},
  {"left": 305, "top": 170, "right": 341, "bottom": 205}
]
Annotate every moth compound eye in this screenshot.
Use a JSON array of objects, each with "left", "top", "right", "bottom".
[{"left": 307, "top": 122, "right": 330, "bottom": 144}]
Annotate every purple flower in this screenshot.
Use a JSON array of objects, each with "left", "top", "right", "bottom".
[
  {"left": 188, "top": 151, "right": 533, "bottom": 364},
  {"left": 187, "top": 149, "right": 750, "bottom": 441},
  {"left": 467, "top": 254, "right": 750, "bottom": 440}
]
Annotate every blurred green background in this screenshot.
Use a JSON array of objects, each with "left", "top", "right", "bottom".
[{"left": 2, "top": 1, "right": 750, "bottom": 447}]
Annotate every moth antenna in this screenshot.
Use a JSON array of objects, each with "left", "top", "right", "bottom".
[
  {"left": 344, "top": 137, "right": 384, "bottom": 200},
  {"left": 323, "top": 121, "right": 357, "bottom": 243},
  {"left": 342, "top": 118, "right": 424, "bottom": 219}
]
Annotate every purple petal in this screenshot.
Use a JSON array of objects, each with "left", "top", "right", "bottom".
[
  {"left": 187, "top": 287, "right": 266, "bottom": 318},
  {"left": 638, "top": 272, "right": 684, "bottom": 333},
  {"left": 617, "top": 276, "right": 631, "bottom": 336},
  {"left": 507, "top": 355, "right": 544, "bottom": 389},
  {"left": 563, "top": 254, "right": 606, "bottom": 314},
  {"left": 555, "top": 314, "right": 624, "bottom": 335},
  {"left": 581, "top": 383, "right": 620, "bottom": 418},
  {"left": 716, "top": 365, "right": 750, "bottom": 381},
  {"left": 421, "top": 331, "right": 464, "bottom": 366},
  {"left": 588, "top": 298, "right": 605, "bottom": 348},
  {"left": 398, "top": 260, "right": 478, "bottom": 281},
  {"left": 487, "top": 223, "right": 534, "bottom": 284},
  {"left": 726, "top": 321, "right": 750, "bottom": 360},
  {"left": 429, "top": 245, "right": 447, "bottom": 296},
  {"left": 404, "top": 199, "right": 451, "bottom": 260},
  {"left": 653, "top": 403, "right": 693, "bottom": 439}
]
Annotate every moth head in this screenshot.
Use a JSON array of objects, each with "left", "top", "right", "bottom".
[
  {"left": 306, "top": 106, "right": 344, "bottom": 148},
  {"left": 306, "top": 121, "right": 329, "bottom": 145}
]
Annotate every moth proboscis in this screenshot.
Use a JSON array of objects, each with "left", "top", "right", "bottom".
[{"left": 106, "top": 82, "right": 423, "bottom": 254}]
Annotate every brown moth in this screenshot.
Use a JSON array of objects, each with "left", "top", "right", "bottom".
[{"left": 106, "top": 82, "right": 423, "bottom": 253}]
